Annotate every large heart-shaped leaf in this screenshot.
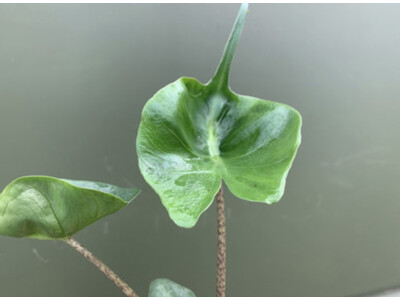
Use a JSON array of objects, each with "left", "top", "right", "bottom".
[
  {"left": 0, "top": 176, "right": 140, "bottom": 239},
  {"left": 136, "top": 4, "right": 301, "bottom": 228},
  {"left": 148, "top": 278, "right": 196, "bottom": 297}
]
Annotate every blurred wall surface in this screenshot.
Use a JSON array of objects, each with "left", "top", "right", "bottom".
[{"left": 1, "top": 4, "right": 400, "bottom": 296}]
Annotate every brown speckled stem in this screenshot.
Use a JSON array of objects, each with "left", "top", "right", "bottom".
[
  {"left": 65, "top": 237, "right": 138, "bottom": 297},
  {"left": 216, "top": 187, "right": 226, "bottom": 297}
]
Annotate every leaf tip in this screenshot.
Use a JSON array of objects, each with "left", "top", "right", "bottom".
[
  {"left": 148, "top": 278, "right": 196, "bottom": 297},
  {"left": 168, "top": 212, "right": 198, "bottom": 229}
]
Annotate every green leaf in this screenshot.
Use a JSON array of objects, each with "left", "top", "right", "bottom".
[
  {"left": 148, "top": 278, "right": 196, "bottom": 297},
  {"left": 136, "top": 4, "right": 301, "bottom": 228},
  {"left": 0, "top": 176, "right": 140, "bottom": 240}
]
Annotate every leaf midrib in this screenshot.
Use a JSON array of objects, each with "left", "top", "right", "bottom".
[{"left": 41, "top": 188, "right": 66, "bottom": 237}]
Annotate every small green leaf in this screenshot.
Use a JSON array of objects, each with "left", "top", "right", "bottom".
[
  {"left": 0, "top": 176, "right": 140, "bottom": 240},
  {"left": 137, "top": 4, "right": 301, "bottom": 228},
  {"left": 148, "top": 278, "right": 196, "bottom": 297}
]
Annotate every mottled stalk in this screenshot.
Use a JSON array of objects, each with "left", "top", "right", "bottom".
[
  {"left": 65, "top": 238, "right": 138, "bottom": 297},
  {"left": 216, "top": 187, "right": 226, "bottom": 297}
]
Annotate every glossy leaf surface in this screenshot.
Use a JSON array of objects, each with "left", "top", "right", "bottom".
[
  {"left": 148, "top": 278, "right": 196, "bottom": 297},
  {"left": 0, "top": 176, "right": 140, "bottom": 239},
  {"left": 137, "top": 4, "right": 302, "bottom": 228}
]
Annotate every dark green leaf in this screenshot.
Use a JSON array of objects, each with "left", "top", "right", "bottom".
[
  {"left": 148, "top": 278, "right": 196, "bottom": 297},
  {"left": 136, "top": 4, "right": 301, "bottom": 228},
  {"left": 0, "top": 176, "right": 140, "bottom": 239}
]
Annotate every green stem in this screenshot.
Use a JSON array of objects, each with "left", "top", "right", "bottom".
[
  {"left": 65, "top": 238, "right": 139, "bottom": 297},
  {"left": 209, "top": 3, "right": 249, "bottom": 92}
]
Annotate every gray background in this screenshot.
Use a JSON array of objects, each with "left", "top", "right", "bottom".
[{"left": 0, "top": 4, "right": 400, "bottom": 296}]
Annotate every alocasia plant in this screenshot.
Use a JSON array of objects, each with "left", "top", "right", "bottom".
[
  {"left": 137, "top": 4, "right": 301, "bottom": 228},
  {"left": 0, "top": 3, "right": 301, "bottom": 297},
  {"left": 0, "top": 175, "right": 140, "bottom": 296},
  {"left": 137, "top": 3, "right": 302, "bottom": 296}
]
